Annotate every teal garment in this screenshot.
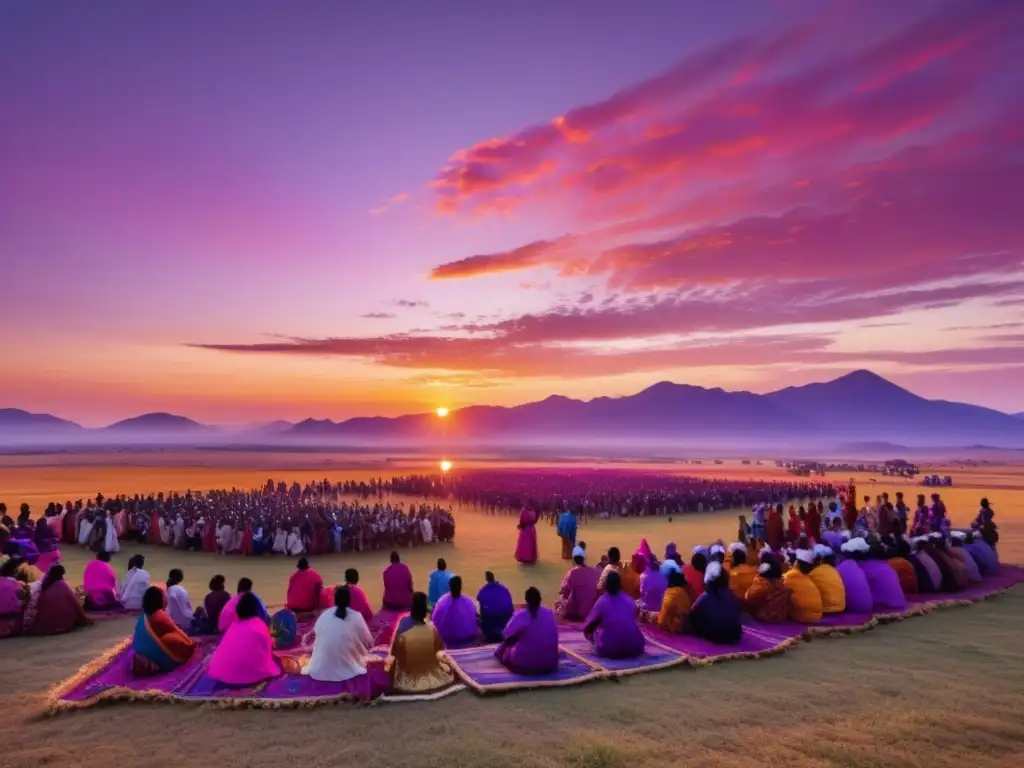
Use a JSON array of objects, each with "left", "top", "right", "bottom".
[
  {"left": 270, "top": 609, "right": 298, "bottom": 649},
  {"left": 427, "top": 569, "right": 453, "bottom": 608}
]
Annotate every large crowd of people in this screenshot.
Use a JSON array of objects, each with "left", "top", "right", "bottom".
[{"left": 0, "top": 476, "right": 1001, "bottom": 697}]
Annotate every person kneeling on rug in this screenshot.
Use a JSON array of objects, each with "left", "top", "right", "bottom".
[
  {"left": 689, "top": 562, "right": 743, "bottom": 645},
  {"left": 583, "top": 571, "right": 645, "bottom": 659},
  {"left": 652, "top": 570, "right": 692, "bottom": 634},
  {"left": 132, "top": 586, "right": 196, "bottom": 676},
  {"left": 808, "top": 544, "right": 846, "bottom": 614},
  {"left": 495, "top": 587, "right": 559, "bottom": 676},
  {"left": 208, "top": 592, "right": 287, "bottom": 686},
  {"left": 477, "top": 571, "right": 514, "bottom": 643},
  {"left": 555, "top": 548, "right": 598, "bottom": 622},
  {"left": 285, "top": 557, "right": 322, "bottom": 614},
  {"left": 432, "top": 575, "right": 479, "bottom": 648},
  {"left": 744, "top": 553, "right": 791, "bottom": 624},
  {"left": 23, "top": 565, "right": 91, "bottom": 636},
  {"left": 386, "top": 592, "right": 454, "bottom": 693},
  {"left": 302, "top": 586, "right": 373, "bottom": 682},
  {"left": 783, "top": 549, "right": 823, "bottom": 623},
  {"left": 82, "top": 550, "right": 121, "bottom": 611}
]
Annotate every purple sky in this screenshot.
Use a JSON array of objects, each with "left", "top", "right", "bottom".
[{"left": 2, "top": 0, "right": 1023, "bottom": 425}]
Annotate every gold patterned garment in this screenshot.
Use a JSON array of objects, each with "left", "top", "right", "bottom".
[{"left": 386, "top": 621, "right": 455, "bottom": 693}]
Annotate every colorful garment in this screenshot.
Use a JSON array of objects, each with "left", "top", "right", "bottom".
[
  {"left": 427, "top": 569, "right": 453, "bottom": 609},
  {"left": 836, "top": 560, "right": 873, "bottom": 613},
  {"left": 431, "top": 593, "right": 479, "bottom": 648},
  {"left": 683, "top": 563, "right": 705, "bottom": 599},
  {"left": 285, "top": 567, "right": 322, "bottom": 612},
  {"left": 556, "top": 511, "right": 577, "bottom": 559},
  {"left": 217, "top": 592, "right": 269, "bottom": 632},
  {"left": 302, "top": 608, "right": 373, "bottom": 682},
  {"left": 0, "top": 576, "right": 27, "bottom": 638},
  {"left": 655, "top": 585, "right": 692, "bottom": 634},
  {"left": 583, "top": 591, "right": 645, "bottom": 659},
  {"left": 382, "top": 561, "right": 414, "bottom": 610},
  {"left": 949, "top": 547, "right": 982, "bottom": 584},
  {"left": 514, "top": 508, "right": 538, "bottom": 564},
  {"left": 556, "top": 564, "right": 598, "bottom": 621},
  {"left": 887, "top": 557, "right": 919, "bottom": 595},
  {"left": 860, "top": 560, "right": 907, "bottom": 611},
  {"left": 270, "top": 609, "right": 299, "bottom": 649},
  {"left": 638, "top": 567, "right": 667, "bottom": 611},
  {"left": 744, "top": 576, "right": 791, "bottom": 623},
  {"left": 477, "top": 581, "right": 514, "bottom": 643},
  {"left": 783, "top": 569, "right": 823, "bottom": 623},
  {"left": 965, "top": 539, "right": 998, "bottom": 573},
  {"left": 346, "top": 584, "right": 374, "bottom": 624},
  {"left": 131, "top": 610, "right": 196, "bottom": 676},
  {"left": 386, "top": 621, "right": 454, "bottom": 693},
  {"left": 208, "top": 617, "right": 281, "bottom": 686},
  {"left": 690, "top": 586, "right": 743, "bottom": 645},
  {"left": 203, "top": 588, "right": 231, "bottom": 630},
  {"left": 83, "top": 559, "right": 120, "bottom": 610},
  {"left": 727, "top": 563, "right": 757, "bottom": 603},
  {"left": 496, "top": 606, "right": 559, "bottom": 675},
  {"left": 808, "top": 564, "right": 846, "bottom": 614},
  {"left": 24, "top": 579, "right": 89, "bottom": 635}
]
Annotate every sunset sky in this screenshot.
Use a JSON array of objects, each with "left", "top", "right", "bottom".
[{"left": 2, "top": 0, "right": 1023, "bottom": 426}]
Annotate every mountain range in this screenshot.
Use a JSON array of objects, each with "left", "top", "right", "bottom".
[{"left": 2, "top": 370, "right": 1024, "bottom": 448}]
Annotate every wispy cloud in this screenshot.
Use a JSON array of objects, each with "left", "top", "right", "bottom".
[{"left": 369, "top": 192, "right": 411, "bottom": 215}]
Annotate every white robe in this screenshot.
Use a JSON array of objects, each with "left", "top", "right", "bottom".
[
  {"left": 77, "top": 517, "right": 94, "bottom": 546},
  {"left": 218, "top": 524, "right": 234, "bottom": 553},
  {"left": 104, "top": 517, "right": 120, "bottom": 553},
  {"left": 119, "top": 568, "right": 150, "bottom": 611},
  {"left": 272, "top": 529, "right": 288, "bottom": 554},
  {"left": 420, "top": 518, "right": 433, "bottom": 544},
  {"left": 301, "top": 608, "right": 373, "bottom": 682},
  {"left": 166, "top": 584, "right": 193, "bottom": 629},
  {"left": 286, "top": 531, "right": 304, "bottom": 556}
]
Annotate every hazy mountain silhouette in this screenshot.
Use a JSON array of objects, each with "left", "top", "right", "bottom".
[{"left": 4, "top": 370, "right": 1023, "bottom": 447}]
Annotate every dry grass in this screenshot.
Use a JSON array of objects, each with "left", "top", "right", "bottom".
[{"left": 2, "top": 456, "right": 1024, "bottom": 768}]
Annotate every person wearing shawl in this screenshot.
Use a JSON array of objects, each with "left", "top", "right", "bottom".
[
  {"left": 766, "top": 504, "right": 785, "bottom": 551},
  {"left": 556, "top": 550, "right": 599, "bottom": 621},
  {"left": 783, "top": 549, "right": 823, "bottom": 623},
  {"left": 805, "top": 502, "right": 822, "bottom": 544},
  {"left": 972, "top": 498, "right": 999, "bottom": 550},
  {"left": 639, "top": 554, "right": 667, "bottom": 611},
  {"left": 744, "top": 555, "right": 791, "bottom": 623},
  {"left": 0, "top": 559, "right": 28, "bottom": 638},
  {"left": 218, "top": 577, "right": 270, "bottom": 632},
  {"left": 928, "top": 534, "right": 967, "bottom": 591},
  {"left": 82, "top": 550, "right": 121, "bottom": 611},
  {"left": 131, "top": 586, "right": 196, "bottom": 676},
  {"left": 786, "top": 507, "right": 802, "bottom": 543},
  {"left": 496, "top": 587, "right": 559, "bottom": 675},
  {"left": 583, "top": 571, "right": 645, "bottom": 659},
  {"left": 285, "top": 557, "right": 322, "bottom": 613},
  {"left": 477, "top": 571, "right": 514, "bottom": 643},
  {"left": 208, "top": 592, "right": 284, "bottom": 686},
  {"left": 34, "top": 516, "right": 59, "bottom": 553},
  {"left": 909, "top": 537, "right": 942, "bottom": 593},
  {"left": 964, "top": 532, "right": 998, "bottom": 574},
  {"left": 727, "top": 543, "right": 757, "bottom": 602},
  {"left": 119, "top": 554, "right": 150, "bottom": 612},
  {"left": 24, "top": 565, "right": 91, "bottom": 635},
  {"left": 432, "top": 575, "right": 479, "bottom": 648},
  {"left": 885, "top": 539, "right": 919, "bottom": 595},
  {"left": 684, "top": 547, "right": 708, "bottom": 599},
  {"left": 689, "top": 561, "right": 743, "bottom": 645},
  {"left": 302, "top": 586, "right": 374, "bottom": 682},
  {"left": 514, "top": 507, "right": 539, "bottom": 564},
  {"left": 557, "top": 508, "right": 577, "bottom": 560},
  {"left": 948, "top": 533, "right": 982, "bottom": 584},
  {"left": 807, "top": 544, "right": 846, "bottom": 614},
  {"left": 386, "top": 592, "right": 455, "bottom": 693},
  {"left": 837, "top": 538, "right": 875, "bottom": 612},
  {"left": 341, "top": 568, "right": 375, "bottom": 624},
  {"left": 427, "top": 558, "right": 453, "bottom": 609},
  {"left": 652, "top": 570, "right": 692, "bottom": 634},
  {"left": 382, "top": 551, "right": 415, "bottom": 610},
  {"left": 860, "top": 545, "right": 907, "bottom": 611}
]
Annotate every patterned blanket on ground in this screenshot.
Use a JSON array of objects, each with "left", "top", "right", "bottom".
[{"left": 48, "top": 566, "right": 1024, "bottom": 711}]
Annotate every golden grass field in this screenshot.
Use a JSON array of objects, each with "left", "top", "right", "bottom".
[{"left": 2, "top": 453, "right": 1024, "bottom": 768}]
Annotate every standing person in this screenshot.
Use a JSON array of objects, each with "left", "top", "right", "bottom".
[
  {"left": 765, "top": 504, "right": 785, "bottom": 551},
  {"left": 556, "top": 508, "right": 577, "bottom": 560},
  {"left": 515, "top": 507, "right": 539, "bottom": 564},
  {"left": 972, "top": 498, "right": 999, "bottom": 550}
]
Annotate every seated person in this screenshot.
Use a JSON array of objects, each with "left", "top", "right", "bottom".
[
  {"left": 928, "top": 534, "right": 968, "bottom": 591},
  {"left": 82, "top": 550, "right": 121, "bottom": 611},
  {"left": 0, "top": 559, "right": 28, "bottom": 638},
  {"left": 556, "top": 550, "right": 599, "bottom": 621},
  {"left": 23, "top": 565, "right": 91, "bottom": 636},
  {"left": 744, "top": 556, "right": 791, "bottom": 623},
  {"left": 638, "top": 555, "right": 667, "bottom": 611},
  {"left": 596, "top": 547, "right": 623, "bottom": 595},
  {"left": 807, "top": 544, "right": 846, "bottom": 614},
  {"left": 652, "top": 570, "right": 692, "bottom": 634},
  {"left": 908, "top": 537, "right": 941, "bottom": 594},
  {"left": 684, "top": 548, "right": 708, "bottom": 599},
  {"left": 963, "top": 532, "right": 998, "bottom": 573},
  {"left": 198, "top": 574, "right": 231, "bottom": 634},
  {"left": 218, "top": 577, "right": 269, "bottom": 632},
  {"left": 165, "top": 569, "right": 194, "bottom": 629},
  {"left": 860, "top": 547, "right": 907, "bottom": 612},
  {"left": 837, "top": 538, "right": 875, "bottom": 612},
  {"left": 948, "top": 533, "right": 982, "bottom": 584},
  {"left": 119, "top": 554, "right": 150, "bottom": 612},
  {"left": 382, "top": 551, "right": 414, "bottom": 610},
  {"left": 386, "top": 592, "right": 455, "bottom": 693},
  {"left": 886, "top": 539, "right": 919, "bottom": 595},
  {"left": 782, "top": 549, "right": 823, "bottom": 623},
  {"left": 477, "top": 571, "right": 514, "bottom": 643},
  {"left": 208, "top": 592, "right": 284, "bottom": 686},
  {"left": 495, "top": 587, "right": 559, "bottom": 676},
  {"left": 131, "top": 586, "right": 196, "bottom": 676},
  {"left": 427, "top": 558, "right": 453, "bottom": 609},
  {"left": 583, "top": 571, "right": 645, "bottom": 659},
  {"left": 285, "top": 557, "right": 322, "bottom": 613},
  {"left": 727, "top": 543, "right": 757, "bottom": 602},
  {"left": 689, "top": 562, "right": 743, "bottom": 644},
  {"left": 270, "top": 608, "right": 299, "bottom": 649},
  {"left": 302, "top": 586, "right": 374, "bottom": 682},
  {"left": 431, "top": 575, "right": 479, "bottom": 648},
  {"left": 343, "top": 569, "right": 374, "bottom": 624}
]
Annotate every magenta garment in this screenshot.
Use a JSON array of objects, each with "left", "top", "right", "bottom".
[
  {"left": 949, "top": 547, "right": 982, "bottom": 583},
  {"left": 83, "top": 560, "right": 119, "bottom": 608},
  {"left": 837, "top": 560, "right": 874, "bottom": 613},
  {"left": 382, "top": 562, "right": 414, "bottom": 610},
  {"left": 346, "top": 584, "right": 374, "bottom": 624},
  {"left": 496, "top": 606, "right": 559, "bottom": 675},
  {"left": 584, "top": 592, "right": 645, "bottom": 659},
  {"left": 639, "top": 568, "right": 667, "bottom": 611},
  {"left": 559, "top": 565, "right": 598, "bottom": 620},
  {"left": 431, "top": 594, "right": 479, "bottom": 648},
  {"left": 515, "top": 508, "right": 538, "bottom": 564},
  {"left": 859, "top": 560, "right": 907, "bottom": 611},
  {"left": 0, "top": 577, "right": 23, "bottom": 615},
  {"left": 208, "top": 617, "right": 280, "bottom": 686}
]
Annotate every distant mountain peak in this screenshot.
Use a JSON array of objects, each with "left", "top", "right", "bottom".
[{"left": 104, "top": 412, "right": 205, "bottom": 431}]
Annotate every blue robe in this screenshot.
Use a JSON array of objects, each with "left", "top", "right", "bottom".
[
  {"left": 427, "top": 569, "right": 453, "bottom": 608},
  {"left": 556, "top": 512, "right": 577, "bottom": 544}
]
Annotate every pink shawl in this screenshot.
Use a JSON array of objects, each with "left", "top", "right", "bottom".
[
  {"left": 83, "top": 560, "right": 119, "bottom": 605},
  {"left": 208, "top": 617, "right": 280, "bottom": 686}
]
